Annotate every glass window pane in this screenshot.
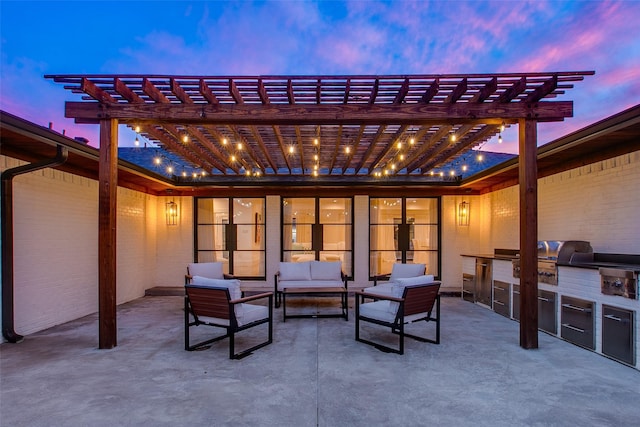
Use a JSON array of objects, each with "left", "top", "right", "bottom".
[
  {"left": 370, "top": 225, "right": 397, "bottom": 250},
  {"left": 233, "top": 251, "right": 264, "bottom": 276},
  {"left": 370, "top": 198, "right": 402, "bottom": 224},
  {"left": 412, "top": 224, "right": 438, "bottom": 250},
  {"left": 319, "top": 198, "right": 351, "bottom": 224},
  {"left": 370, "top": 251, "right": 399, "bottom": 277},
  {"left": 283, "top": 198, "right": 315, "bottom": 223},
  {"left": 232, "top": 198, "right": 264, "bottom": 224},
  {"left": 407, "top": 198, "right": 438, "bottom": 223},
  {"left": 197, "top": 225, "right": 214, "bottom": 251}
]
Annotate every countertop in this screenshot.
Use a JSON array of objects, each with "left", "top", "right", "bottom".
[{"left": 460, "top": 253, "right": 518, "bottom": 261}]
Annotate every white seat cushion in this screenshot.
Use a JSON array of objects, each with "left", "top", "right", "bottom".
[
  {"left": 198, "top": 303, "right": 269, "bottom": 327},
  {"left": 188, "top": 262, "right": 224, "bottom": 279},
  {"left": 360, "top": 300, "right": 431, "bottom": 324},
  {"left": 277, "top": 279, "right": 344, "bottom": 291}
]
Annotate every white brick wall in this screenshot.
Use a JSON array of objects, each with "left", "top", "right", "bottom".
[{"left": 1, "top": 155, "right": 175, "bottom": 336}]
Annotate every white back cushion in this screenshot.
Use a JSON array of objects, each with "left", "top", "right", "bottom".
[
  {"left": 191, "top": 276, "right": 242, "bottom": 299},
  {"left": 389, "top": 263, "right": 425, "bottom": 281},
  {"left": 310, "top": 261, "right": 342, "bottom": 281},
  {"left": 279, "top": 261, "right": 311, "bottom": 281},
  {"left": 389, "top": 275, "right": 435, "bottom": 314},
  {"left": 188, "top": 262, "right": 224, "bottom": 279}
]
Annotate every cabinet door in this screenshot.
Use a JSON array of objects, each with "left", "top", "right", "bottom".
[{"left": 602, "top": 305, "right": 635, "bottom": 365}]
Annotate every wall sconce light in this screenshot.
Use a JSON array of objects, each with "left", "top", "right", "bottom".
[
  {"left": 458, "top": 201, "right": 470, "bottom": 226},
  {"left": 166, "top": 196, "right": 178, "bottom": 226}
]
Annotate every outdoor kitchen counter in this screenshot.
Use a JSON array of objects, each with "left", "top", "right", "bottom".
[{"left": 557, "top": 261, "right": 640, "bottom": 272}]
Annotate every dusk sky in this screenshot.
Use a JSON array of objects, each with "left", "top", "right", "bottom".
[{"left": 1, "top": 0, "right": 639, "bottom": 154}]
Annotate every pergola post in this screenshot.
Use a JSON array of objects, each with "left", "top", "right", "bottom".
[
  {"left": 519, "top": 118, "right": 538, "bottom": 349},
  {"left": 99, "top": 119, "right": 118, "bottom": 349}
]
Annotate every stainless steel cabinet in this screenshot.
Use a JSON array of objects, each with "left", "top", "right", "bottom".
[
  {"left": 462, "top": 273, "right": 475, "bottom": 302},
  {"left": 512, "top": 284, "right": 520, "bottom": 320},
  {"left": 493, "top": 280, "right": 510, "bottom": 318},
  {"left": 538, "top": 290, "right": 557, "bottom": 334},
  {"left": 602, "top": 305, "right": 635, "bottom": 366},
  {"left": 561, "top": 296, "right": 595, "bottom": 350},
  {"left": 475, "top": 258, "right": 492, "bottom": 307}
]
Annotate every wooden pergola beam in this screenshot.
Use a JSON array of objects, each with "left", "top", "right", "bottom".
[{"left": 65, "top": 101, "right": 574, "bottom": 125}]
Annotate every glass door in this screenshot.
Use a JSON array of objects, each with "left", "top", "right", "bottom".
[
  {"left": 195, "top": 197, "right": 265, "bottom": 279},
  {"left": 282, "top": 197, "right": 353, "bottom": 277},
  {"left": 369, "top": 197, "right": 440, "bottom": 279}
]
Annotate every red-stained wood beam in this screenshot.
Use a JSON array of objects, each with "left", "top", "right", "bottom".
[
  {"left": 497, "top": 77, "right": 527, "bottom": 103},
  {"left": 329, "top": 125, "right": 343, "bottom": 173},
  {"left": 143, "top": 78, "right": 170, "bottom": 103},
  {"left": 446, "top": 78, "right": 468, "bottom": 103},
  {"left": 98, "top": 118, "right": 118, "bottom": 349},
  {"left": 525, "top": 75, "right": 558, "bottom": 103},
  {"left": 369, "top": 124, "right": 409, "bottom": 171},
  {"left": 114, "top": 78, "right": 144, "bottom": 103},
  {"left": 65, "top": 101, "right": 575, "bottom": 125},
  {"left": 287, "top": 80, "right": 295, "bottom": 104},
  {"left": 82, "top": 78, "right": 116, "bottom": 103},
  {"left": 354, "top": 125, "right": 387, "bottom": 174},
  {"left": 249, "top": 126, "right": 278, "bottom": 173},
  {"left": 200, "top": 80, "right": 219, "bottom": 105},
  {"left": 171, "top": 78, "right": 194, "bottom": 104},
  {"left": 470, "top": 77, "right": 498, "bottom": 103},
  {"left": 258, "top": 79, "right": 270, "bottom": 104},
  {"left": 421, "top": 79, "right": 439, "bottom": 103},
  {"left": 368, "top": 79, "right": 379, "bottom": 105},
  {"left": 393, "top": 78, "right": 410, "bottom": 104},
  {"left": 404, "top": 125, "right": 453, "bottom": 173},
  {"left": 421, "top": 125, "right": 498, "bottom": 173},
  {"left": 229, "top": 79, "right": 244, "bottom": 104},
  {"left": 272, "top": 125, "right": 292, "bottom": 173},
  {"left": 342, "top": 125, "right": 365, "bottom": 174},
  {"left": 519, "top": 118, "right": 539, "bottom": 349}
]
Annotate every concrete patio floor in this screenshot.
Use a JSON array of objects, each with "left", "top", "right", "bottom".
[{"left": 1, "top": 295, "right": 639, "bottom": 427}]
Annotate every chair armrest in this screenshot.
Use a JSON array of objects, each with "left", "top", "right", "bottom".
[
  {"left": 355, "top": 290, "right": 404, "bottom": 303},
  {"left": 341, "top": 271, "right": 348, "bottom": 288},
  {"left": 231, "top": 292, "right": 274, "bottom": 304},
  {"left": 185, "top": 274, "right": 193, "bottom": 285},
  {"left": 223, "top": 273, "right": 235, "bottom": 279},
  {"left": 372, "top": 274, "right": 391, "bottom": 286}
]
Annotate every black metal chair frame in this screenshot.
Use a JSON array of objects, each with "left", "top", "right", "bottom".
[
  {"left": 185, "top": 285, "right": 273, "bottom": 359},
  {"left": 355, "top": 282, "right": 440, "bottom": 355}
]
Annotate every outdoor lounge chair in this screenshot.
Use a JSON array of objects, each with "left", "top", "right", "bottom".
[
  {"left": 355, "top": 281, "right": 441, "bottom": 354},
  {"left": 184, "top": 284, "right": 273, "bottom": 359}
]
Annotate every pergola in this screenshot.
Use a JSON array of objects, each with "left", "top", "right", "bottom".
[{"left": 44, "top": 71, "right": 593, "bottom": 349}]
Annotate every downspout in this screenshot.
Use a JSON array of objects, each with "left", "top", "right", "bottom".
[{"left": 2, "top": 145, "right": 68, "bottom": 342}]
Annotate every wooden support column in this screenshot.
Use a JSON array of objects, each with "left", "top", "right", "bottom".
[
  {"left": 99, "top": 119, "right": 118, "bottom": 349},
  {"left": 519, "top": 118, "right": 538, "bottom": 349}
]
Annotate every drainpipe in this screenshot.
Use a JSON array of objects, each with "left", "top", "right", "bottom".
[{"left": 2, "top": 145, "right": 68, "bottom": 342}]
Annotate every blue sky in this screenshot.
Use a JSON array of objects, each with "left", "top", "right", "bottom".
[{"left": 1, "top": 0, "right": 639, "bottom": 153}]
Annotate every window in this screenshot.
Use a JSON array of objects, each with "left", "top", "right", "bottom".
[
  {"left": 282, "top": 197, "right": 353, "bottom": 277},
  {"left": 369, "top": 197, "right": 440, "bottom": 279},
  {"left": 195, "top": 197, "right": 265, "bottom": 279}
]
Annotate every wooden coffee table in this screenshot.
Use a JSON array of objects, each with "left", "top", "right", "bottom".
[{"left": 282, "top": 287, "right": 348, "bottom": 322}]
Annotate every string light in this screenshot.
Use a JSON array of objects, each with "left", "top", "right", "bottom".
[
  {"left": 222, "top": 138, "right": 228, "bottom": 146},
  {"left": 288, "top": 145, "right": 295, "bottom": 154},
  {"left": 182, "top": 134, "right": 189, "bottom": 143},
  {"left": 498, "top": 134, "right": 503, "bottom": 144},
  {"left": 477, "top": 153, "right": 484, "bottom": 161},
  {"left": 134, "top": 135, "right": 140, "bottom": 147},
  {"left": 500, "top": 121, "right": 506, "bottom": 132},
  {"left": 409, "top": 137, "right": 415, "bottom": 145},
  {"left": 396, "top": 141, "right": 402, "bottom": 150},
  {"left": 462, "top": 165, "right": 468, "bottom": 172},
  {"left": 237, "top": 142, "right": 243, "bottom": 150},
  {"left": 230, "top": 154, "right": 236, "bottom": 162},
  {"left": 345, "top": 146, "right": 351, "bottom": 154},
  {"left": 154, "top": 157, "right": 162, "bottom": 166}
]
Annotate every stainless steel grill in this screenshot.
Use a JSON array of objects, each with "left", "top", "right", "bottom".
[
  {"left": 512, "top": 240, "right": 593, "bottom": 286},
  {"left": 600, "top": 268, "right": 637, "bottom": 299}
]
